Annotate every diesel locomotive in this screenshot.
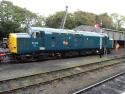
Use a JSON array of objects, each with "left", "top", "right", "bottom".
[{"left": 1, "top": 27, "right": 113, "bottom": 62}]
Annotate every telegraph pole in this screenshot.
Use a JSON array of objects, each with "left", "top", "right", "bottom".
[{"left": 60, "top": 6, "right": 68, "bottom": 29}]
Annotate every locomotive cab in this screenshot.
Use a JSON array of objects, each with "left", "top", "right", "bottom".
[
  {"left": 8, "top": 33, "right": 31, "bottom": 54},
  {"left": 31, "top": 30, "right": 45, "bottom": 50}
]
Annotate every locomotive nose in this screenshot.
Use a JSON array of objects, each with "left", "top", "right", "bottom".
[{"left": 8, "top": 33, "right": 17, "bottom": 53}]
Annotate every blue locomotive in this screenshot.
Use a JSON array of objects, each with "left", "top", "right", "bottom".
[{"left": 8, "top": 27, "right": 113, "bottom": 61}]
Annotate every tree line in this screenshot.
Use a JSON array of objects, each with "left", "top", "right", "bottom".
[
  {"left": 0, "top": 0, "right": 45, "bottom": 39},
  {"left": 46, "top": 11, "right": 125, "bottom": 30},
  {"left": 0, "top": 0, "right": 125, "bottom": 39}
]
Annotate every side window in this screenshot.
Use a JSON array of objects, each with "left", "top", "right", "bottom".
[
  {"left": 36, "top": 32, "right": 40, "bottom": 38},
  {"left": 32, "top": 32, "right": 40, "bottom": 38},
  {"left": 32, "top": 32, "right": 36, "bottom": 38},
  {"left": 105, "top": 36, "right": 107, "bottom": 44},
  {"left": 51, "top": 36, "right": 55, "bottom": 47}
]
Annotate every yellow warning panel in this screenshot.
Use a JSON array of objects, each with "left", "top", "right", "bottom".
[{"left": 8, "top": 33, "right": 17, "bottom": 53}]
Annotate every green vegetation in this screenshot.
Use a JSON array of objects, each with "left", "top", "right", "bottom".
[
  {"left": 0, "top": 0, "right": 44, "bottom": 39},
  {"left": 0, "top": 0, "right": 125, "bottom": 39},
  {"left": 46, "top": 11, "right": 114, "bottom": 29}
]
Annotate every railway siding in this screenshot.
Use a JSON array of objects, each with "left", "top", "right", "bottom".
[
  {"left": 0, "top": 54, "right": 123, "bottom": 81},
  {"left": 0, "top": 49, "right": 125, "bottom": 93},
  {"left": 73, "top": 70, "right": 125, "bottom": 94},
  {"left": 0, "top": 56, "right": 125, "bottom": 93}
]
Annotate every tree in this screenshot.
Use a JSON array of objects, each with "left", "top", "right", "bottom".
[
  {"left": 32, "top": 15, "right": 45, "bottom": 27},
  {"left": 0, "top": 0, "right": 21, "bottom": 38},
  {"left": 111, "top": 13, "right": 125, "bottom": 30},
  {"left": 0, "top": 0, "right": 45, "bottom": 39},
  {"left": 46, "top": 11, "right": 66, "bottom": 28},
  {"left": 72, "top": 11, "right": 96, "bottom": 27},
  {"left": 98, "top": 13, "right": 113, "bottom": 29},
  {"left": 46, "top": 11, "right": 96, "bottom": 29}
]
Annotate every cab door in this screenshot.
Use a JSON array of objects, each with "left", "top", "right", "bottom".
[
  {"left": 39, "top": 31, "right": 45, "bottom": 50},
  {"left": 31, "top": 32, "right": 39, "bottom": 52}
]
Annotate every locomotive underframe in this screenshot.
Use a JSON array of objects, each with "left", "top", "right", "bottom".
[{"left": 11, "top": 48, "right": 111, "bottom": 63}]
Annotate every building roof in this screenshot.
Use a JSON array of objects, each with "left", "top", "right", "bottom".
[{"left": 74, "top": 25, "right": 101, "bottom": 32}]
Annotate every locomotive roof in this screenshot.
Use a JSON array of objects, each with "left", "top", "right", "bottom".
[
  {"left": 29, "top": 27, "right": 108, "bottom": 37},
  {"left": 11, "top": 33, "right": 31, "bottom": 38}
]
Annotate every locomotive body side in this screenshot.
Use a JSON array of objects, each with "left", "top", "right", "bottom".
[
  {"left": 7, "top": 27, "right": 113, "bottom": 62},
  {"left": 30, "top": 27, "right": 103, "bottom": 52}
]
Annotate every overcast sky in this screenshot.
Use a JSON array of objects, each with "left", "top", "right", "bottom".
[{"left": 6, "top": 0, "right": 125, "bottom": 16}]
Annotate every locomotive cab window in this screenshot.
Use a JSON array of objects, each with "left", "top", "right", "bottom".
[
  {"left": 31, "top": 32, "right": 40, "bottom": 38},
  {"left": 36, "top": 32, "right": 40, "bottom": 38},
  {"left": 31, "top": 32, "right": 36, "bottom": 38}
]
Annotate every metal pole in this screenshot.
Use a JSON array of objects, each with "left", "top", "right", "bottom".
[
  {"left": 99, "top": 20, "right": 103, "bottom": 58},
  {"left": 60, "top": 6, "right": 68, "bottom": 29},
  {"left": 100, "top": 20, "right": 103, "bottom": 50}
]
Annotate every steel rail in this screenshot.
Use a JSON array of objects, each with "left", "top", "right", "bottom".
[
  {"left": 73, "top": 67, "right": 125, "bottom": 94},
  {"left": 0, "top": 56, "right": 124, "bottom": 82}
]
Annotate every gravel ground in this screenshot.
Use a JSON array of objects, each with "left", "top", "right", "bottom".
[
  {"left": 0, "top": 49, "right": 124, "bottom": 81},
  {"left": 11, "top": 58, "right": 125, "bottom": 94},
  {"left": 0, "top": 49, "right": 124, "bottom": 94},
  {"left": 83, "top": 71, "right": 125, "bottom": 94}
]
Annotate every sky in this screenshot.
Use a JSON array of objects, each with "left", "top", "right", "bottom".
[{"left": 5, "top": 0, "right": 125, "bottom": 16}]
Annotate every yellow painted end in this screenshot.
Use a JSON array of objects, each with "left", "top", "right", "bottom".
[{"left": 8, "top": 33, "right": 17, "bottom": 53}]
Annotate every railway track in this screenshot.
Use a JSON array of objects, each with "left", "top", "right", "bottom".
[
  {"left": 72, "top": 68, "right": 125, "bottom": 94},
  {"left": 0, "top": 56, "right": 125, "bottom": 94}
]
